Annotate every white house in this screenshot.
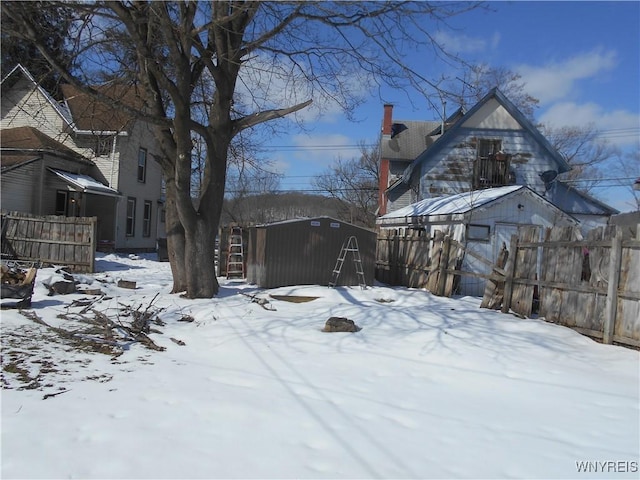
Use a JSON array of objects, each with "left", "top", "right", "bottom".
[
  {"left": 378, "top": 88, "right": 618, "bottom": 228},
  {"left": 1, "top": 64, "right": 165, "bottom": 251}
]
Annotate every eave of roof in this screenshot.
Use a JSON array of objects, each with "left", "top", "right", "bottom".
[
  {"left": 47, "top": 168, "right": 121, "bottom": 197},
  {"left": 377, "top": 185, "right": 578, "bottom": 226},
  {"left": 553, "top": 181, "right": 619, "bottom": 215}
]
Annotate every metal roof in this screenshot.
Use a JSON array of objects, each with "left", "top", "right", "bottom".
[
  {"left": 48, "top": 168, "right": 121, "bottom": 197},
  {"left": 379, "top": 185, "right": 524, "bottom": 220}
]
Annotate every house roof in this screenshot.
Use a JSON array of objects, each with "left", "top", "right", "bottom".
[
  {"left": 381, "top": 120, "right": 441, "bottom": 161},
  {"left": 60, "top": 83, "right": 141, "bottom": 132},
  {"left": 255, "top": 216, "right": 375, "bottom": 232},
  {"left": 1, "top": 126, "right": 76, "bottom": 152},
  {"left": 0, "top": 126, "right": 89, "bottom": 169},
  {"left": 551, "top": 181, "right": 619, "bottom": 215},
  {"left": 402, "top": 88, "right": 572, "bottom": 183},
  {"left": 380, "top": 185, "right": 524, "bottom": 220},
  {"left": 48, "top": 168, "right": 121, "bottom": 197},
  {"left": 377, "top": 185, "right": 577, "bottom": 227}
]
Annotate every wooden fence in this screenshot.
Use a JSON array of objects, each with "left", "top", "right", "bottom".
[
  {"left": 1, "top": 212, "right": 97, "bottom": 273},
  {"left": 376, "top": 225, "right": 640, "bottom": 348}
]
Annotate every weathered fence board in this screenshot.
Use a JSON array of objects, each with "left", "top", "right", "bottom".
[
  {"left": 539, "top": 226, "right": 584, "bottom": 325},
  {"left": 508, "top": 226, "right": 540, "bottom": 317},
  {"left": 376, "top": 230, "right": 431, "bottom": 288},
  {"left": 377, "top": 223, "right": 640, "bottom": 348},
  {"left": 1, "top": 212, "right": 97, "bottom": 272}
]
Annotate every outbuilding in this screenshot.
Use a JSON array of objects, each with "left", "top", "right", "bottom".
[
  {"left": 377, "top": 185, "right": 580, "bottom": 296},
  {"left": 247, "top": 217, "right": 376, "bottom": 289}
]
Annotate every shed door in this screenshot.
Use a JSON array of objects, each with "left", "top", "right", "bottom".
[{"left": 494, "top": 223, "right": 519, "bottom": 261}]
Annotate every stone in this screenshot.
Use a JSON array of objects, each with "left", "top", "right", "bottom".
[
  {"left": 47, "top": 280, "right": 76, "bottom": 295},
  {"left": 322, "top": 317, "right": 361, "bottom": 333}
]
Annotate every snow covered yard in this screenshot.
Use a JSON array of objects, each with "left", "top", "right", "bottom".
[{"left": 1, "top": 253, "right": 638, "bottom": 479}]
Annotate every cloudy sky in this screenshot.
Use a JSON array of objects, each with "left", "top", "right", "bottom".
[{"left": 253, "top": 1, "right": 639, "bottom": 212}]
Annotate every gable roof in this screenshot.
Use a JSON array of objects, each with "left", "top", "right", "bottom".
[
  {"left": 0, "top": 126, "right": 89, "bottom": 170},
  {"left": 1, "top": 64, "right": 74, "bottom": 128},
  {"left": 2, "top": 64, "right": 138, "bottom": 135},
  {"left": 377, "top": 185, "right": 577, "bottom": 226},
  {"left": 402, "top": 88, "right": 572, "bottom": 183},
  {"left": 60, "top": 83, "right": 141, "bottom": 132}
]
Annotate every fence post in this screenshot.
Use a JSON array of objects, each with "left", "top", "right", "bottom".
[
  {"left": 603, "top": 232, "right": 623, "bottom": 344},
  {"left": 501, "top": 234, "right": 519, "bottom": 314},
  {"left": 436, "top": 235, "right": 451, "bottom": 296}
]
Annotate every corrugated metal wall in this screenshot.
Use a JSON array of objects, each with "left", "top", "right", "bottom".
[{"left": 247, "top": 217, "right": 376, "bottom": 288}]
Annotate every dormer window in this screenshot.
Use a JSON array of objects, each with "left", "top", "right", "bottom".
[
  {"left": 473, "top": 139, "right": 512, "bottom": 189},
  {"left": 95, "top": 136, "right": 113, "bottom": 157}
]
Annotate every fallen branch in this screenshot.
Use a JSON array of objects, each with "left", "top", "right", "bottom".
[
  {"left": 240, "top": 292, "right": 276, "bottom": 311},
  {"left": 43, "top": 389, "right": 70, "bottom": 400}
]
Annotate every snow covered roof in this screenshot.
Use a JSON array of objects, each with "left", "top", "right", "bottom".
[
  {"left": 48, "top": 168, "right": 121, "bottom": 197},
  {"left": 379, "top": 185, "right": 524, "bottom": 224}
]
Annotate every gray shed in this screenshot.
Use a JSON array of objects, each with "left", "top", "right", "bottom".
[{"left": 247, "top": 217, "right": 376, "bottom": 288}]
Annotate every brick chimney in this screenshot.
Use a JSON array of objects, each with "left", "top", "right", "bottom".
[
  {"left": 379, "top": 104, "right": 394, "bottom": 216},
  {"left": 382, "top": 104, "right": 393, "bottom": 135}
]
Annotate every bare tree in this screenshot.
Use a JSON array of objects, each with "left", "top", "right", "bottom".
[
  {"left": 611, "top": 148, "right": 640, "bottom": 211},
  {"left": 538, "top": 123, "right": 615, "bottom": 194},
  {"left": 3, "top": 1, "right": 483, "bottom": 297},
  {"left": 314, "top": 142, "right": 379, "bottom": 227},
  {"left": 445, "top": 65, "right": 539, "bottom": 119}
]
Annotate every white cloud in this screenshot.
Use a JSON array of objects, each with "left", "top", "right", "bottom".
[
  {"left": 516, "top": 48, "right": 618, "bottom": 104},
  {"left": 433, "top": 30, "right": 499, "bottom": 54},
  {"left": 539, "top": 101, "right": 640, "bottom": 147}
]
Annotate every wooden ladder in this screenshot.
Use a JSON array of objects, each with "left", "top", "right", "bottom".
[
  {"left": 226, "top": 226, "right": 245, "bottom": 279},
  {"left": 329, "top": 236, "right": 367, "bottom": 289}
]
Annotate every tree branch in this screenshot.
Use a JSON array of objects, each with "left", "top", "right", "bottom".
[{"left": 233, "top": 99, "right": 312, "bottom": 134}]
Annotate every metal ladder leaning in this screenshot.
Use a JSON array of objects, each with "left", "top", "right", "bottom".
[
  {"left": 226, "top": 226, "right": 245, "bottom": 279},
  {"left": 329, "top": 236, "right": 367, "bottom": 289}
]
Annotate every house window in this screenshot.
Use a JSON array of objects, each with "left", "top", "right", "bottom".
[
  {"left": 138, "top": 148, "right": 147, "bottom": 183},
  {"left": 55, "top": 190, "right": 81, "bottom": 216},
  {"left": 95, "top": 136, "right": 113, "bottom": 157},
  {"left": 126, "top": 197, "right": 136, "bottom": 236},
  {"left": 473, "top": 139, "right": 512, "bottom": 189},
  {"left": 55, "top": 191, "right": 68, "bottom": 215},
  {"left": 467, "top": 224, "right": 491, "bottom": 242},
  {"left": 143, "top": 201, "right": 152, "bottom": 237}
]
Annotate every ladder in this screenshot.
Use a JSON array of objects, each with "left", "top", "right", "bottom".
[
  {"left": 329, "top": 236, "right": 367, "bottom": 289},
  {"left": 226, "top": 226, "right": 245, "bottom": 279}
]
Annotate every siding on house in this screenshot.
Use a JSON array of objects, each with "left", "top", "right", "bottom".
[
  {"left": 387, "top": 182, "right": 414, "bottom": 212},
  {"left": 417, "top": 127, "right": 564, "bottom": 201},
  {"left": 0, "top": 76, "right": 68, "bottom": 142},
  {"left": 1, "top": 160, "right": 40, "bottom": 212},
  {"left": 112, "top": 122, "right": 164, "bottom": 249}
]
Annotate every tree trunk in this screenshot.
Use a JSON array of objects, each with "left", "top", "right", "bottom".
[
  {"left": 183, "top": 218, "right": 218, "bottom": 298},
  {"left": 164, "top": 178, "right": 187, "bottom": 293}
]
